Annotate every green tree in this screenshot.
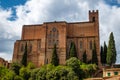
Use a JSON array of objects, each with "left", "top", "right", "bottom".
[
  {"left": 91, "top": 42, "right": 98, "bottom": 65},
  {"left": 100, "top": 46, "right": 104, "bottom": 65},
  {"left": 14, "top": 75, "right": 24, "bottom": 80},
  {"left": 36, "top": 67, "right": 47, "bottom": 80},
  {"left": 51, "top": 44, "right": 59, "bottom": 66},
  {"left": 27, "top": 62, "right": 35, "bottom": 69},
  {"left": 2, "top": 70, "right": 15, "bottom": 80},
  {"left": 82, "top": 50, "right": 87, "bottom": 63},
  {"left": 69, "top": 42, "right": 77, "bottom": 58},
  {"left": 0, "top": 66, "right": 9, "bottom": 79},
  {"left": 106, "top": 32, "right": 116, "bottom": 65},
  {"left": 19, "top": 67, "right": 30, "bottom": 80},
  {"left": 30, "top": 68, "right": 40, "bottom": 80},
  {"left": 21, "top": 43, "right": 28, "bottom": 66},
  {"left": 10, "top": 62, "right": 22, "bottom": 75},
  {"left": 66, "top": 57, "right": 84, "bottom": 79},
  {"left": 103, "top": 41, "right": 107, "bottom": 64}
]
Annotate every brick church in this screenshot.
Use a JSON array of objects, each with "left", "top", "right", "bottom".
[{"left": 12, "top": 10, "right": 100, "bottom": 67}]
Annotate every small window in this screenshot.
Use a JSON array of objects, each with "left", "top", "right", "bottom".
[
  {"left": 92, "top": 17, "right": 95, "bottom": 22},
  {"left": 107, "top": 73, "right": 111, "bottom": 76},
  {"left": 114, "top": 72, "right": 118, "bottom": 75}
]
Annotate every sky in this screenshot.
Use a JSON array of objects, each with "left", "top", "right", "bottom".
[{"left": 0, "top": 0, "right": 120, "bottom": 63}]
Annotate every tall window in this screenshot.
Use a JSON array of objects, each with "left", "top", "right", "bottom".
[
  {"left": 90, "top": 41, "right": 92, "bottom": 50},
  {"left": 38, "top": 41, "right": 41, "bottom": 50},
  {"left": 21, "top": 44, "right": 24, "bottom": 52},
  {"left": 29, "top": 44, "right": 32, "bottom": 52},
  {"left": 80, "top": 41, "right": 82, "bottom": 49},
  {"left": 48, "top": 27, "right": 59, "bottom": 46}
]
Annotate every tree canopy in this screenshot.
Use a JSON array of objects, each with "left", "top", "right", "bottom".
[
  {"left": 106, "top": 32, "right": 116, "bottom": 65},
  {"left": 51, "top": 44, "right": 59, "bottom": 66}
]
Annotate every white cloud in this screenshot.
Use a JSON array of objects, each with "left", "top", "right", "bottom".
[
  {"left": 0, "top": 0, "right": 120, "bottom": 63},
  {"left": 0, "top": 52, "right": 12, "bottom": 61}
]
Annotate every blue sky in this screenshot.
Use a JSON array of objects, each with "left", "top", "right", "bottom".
[
  {"left": 0, "top": 0, "right": 120, "bottom": 63},
  {"left": 0, "top": 0, "right": 26, "bottom": 8}
]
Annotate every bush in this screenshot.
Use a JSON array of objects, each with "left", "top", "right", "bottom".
[{"left": 20, "top": 67, "right": 30, "bottom": 80}]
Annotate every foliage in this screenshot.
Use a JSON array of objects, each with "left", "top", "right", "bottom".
[
  {"left": 80, "top": 63, "right": 97, "bottom": 77},
  {"left": 69, "top": 42, "right": 77, "bottom": 58},
  {"left": 14, "top": 75, "right": 24, "bottom": 80},
  {"left": 36, "top": 66, "right": 47, "bottom": 80},
  {"left": 10, "top": 62, "right": 22, "bottom": 75},
  {"left": 91, "top": 42, "right": 98, "bottom": 65},
  {"left": 21, "top": 43, "right": 28, "bottom": 67},
  {"left": 1, "top": 70, "right": 15, "bottom": 80},
  {"left": 0, "top": 57, "right": 98, "bottom": 80},
  {"left": 82, "top": 50, "right": 87, "bottom": 63},
  {"left": 0, "top": 66, "right": 9, "bottom": 79},
  {"left": 66, "top": 57, "right": 84, "bottom": 79},
  {"left": 103, "top": 41, "right": 107, "bottom": 64},
  {"left": 100, "top": 46, "right": 104, "bottom": 64},
  {"left": 101, "top": 42, "right": 107, "bottom": 65},
  {"left": 46, "top": 66, "right": 79, "bottom": 80},
  {"left": 27, "top": 62, "right": 35, "bottom": 69},
  {"left": 51, "top": 44, "right": 59, "bottom": 66},
  {"left": 30, "top": 68, "right": 40, "bottom": 80},
  {"left": 20, "top": 67, "right": 30, "bottom": 80},
  {"left": 106, "top": 32, "right": 116, "bottom": 65}
]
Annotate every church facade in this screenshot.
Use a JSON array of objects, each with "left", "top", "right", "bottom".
[{"left": 12, "top": 10, "right": 100, "bottom": 67}]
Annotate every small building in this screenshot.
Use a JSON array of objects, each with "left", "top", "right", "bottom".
[
  {"left": 103, "top": 67, "right": 120, "bottom": 77},
  {"left": 0, "top": 57, "right": 11, "bottom": 68}
]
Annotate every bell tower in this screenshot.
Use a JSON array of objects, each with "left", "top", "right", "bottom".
[
  {"left": 89, "top": 10, "right": 99, "bottom": 23},
  {"left": 89, "top": 10, "right": 101, "bottom": 66}
]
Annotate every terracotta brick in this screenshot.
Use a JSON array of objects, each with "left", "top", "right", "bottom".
[{"left": 12, "top": 10, "right": 100, "bottom": 67}]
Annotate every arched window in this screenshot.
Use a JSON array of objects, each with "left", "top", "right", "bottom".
[
  {"left": 92, "top": 17, "right": 95, "bottom": 22},
  {"left": 21, "top": 44, "right": 24, "bottom": 52},
  {"left": 29, "top": 44, "right": 32, "bottom": 52},
  {"left": 90, "top": 41, "right": 92, "bottom": 50},
  {"left": 38, "top": 41, "right": 41, "bottom": 50},
  {"left": 48, "top": 27, "right": 59, "bottom": 46},
  {"left": 80, "top": 41, "right": 82, "bottom": 49}
]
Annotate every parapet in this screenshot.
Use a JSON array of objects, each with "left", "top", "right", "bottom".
[{"left": 89, "top": 10, "right": 98, "bottom": 13}]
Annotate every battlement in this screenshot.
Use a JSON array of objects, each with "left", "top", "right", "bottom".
[{"left": 89, "top": 10, "right": 98, "bottom": 13}]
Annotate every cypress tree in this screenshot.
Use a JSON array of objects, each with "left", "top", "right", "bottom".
[
  {"left": 91, "top": 42, "right": 98, "bottom": 65},
  {"left": 21, "top": 43, "right": 27, "bottom": 66},
  {"left": 103, "top": 41, "right": 107, "bottom": 64},
  {"left": 106, "top": 32, "right": 116, "bottom": 65},
  {"left": 51, "top": 44, "right": 59, "bottom": 66},
  {"left": 82, "top": 50, "right": 87, "bottom": 63},
  {"left": 100, "top": 46, "right": 104, "bottom": 65},
  {"left": 69, "top": 42, "right": 77, "bottom": 58}
]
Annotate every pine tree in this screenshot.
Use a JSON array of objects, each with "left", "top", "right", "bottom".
[
  {"left": 91, "top": 42, "right": 98, "bottom": 65},
  {"left": 69, "top": 42, "right": 77, "bottom": 58},
  {"left": 82, "top": 50, "right": 87, "bottom": 63},
  {"left": 100, "top": 46, "right": 104, "bottom": 65},
  {"left": 51, "top": 44, "right": 59, "bottom": 66},
  {"left": 103, "top": 41, "right": 107, "bottom": 64},
  {"left": 21, "top": 43, "right": 27, "bottom": 66},
  {"left": 106, "top": 32, "right": 116, "bottom": 65}
]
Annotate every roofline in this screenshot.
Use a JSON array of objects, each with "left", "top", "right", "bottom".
[{"left": 44, "top": 21, "right": 67, "bottom": 24}]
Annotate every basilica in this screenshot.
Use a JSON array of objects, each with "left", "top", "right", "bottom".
[{"left": 12, "top": 10, "right": 100, "bottom": 67}]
